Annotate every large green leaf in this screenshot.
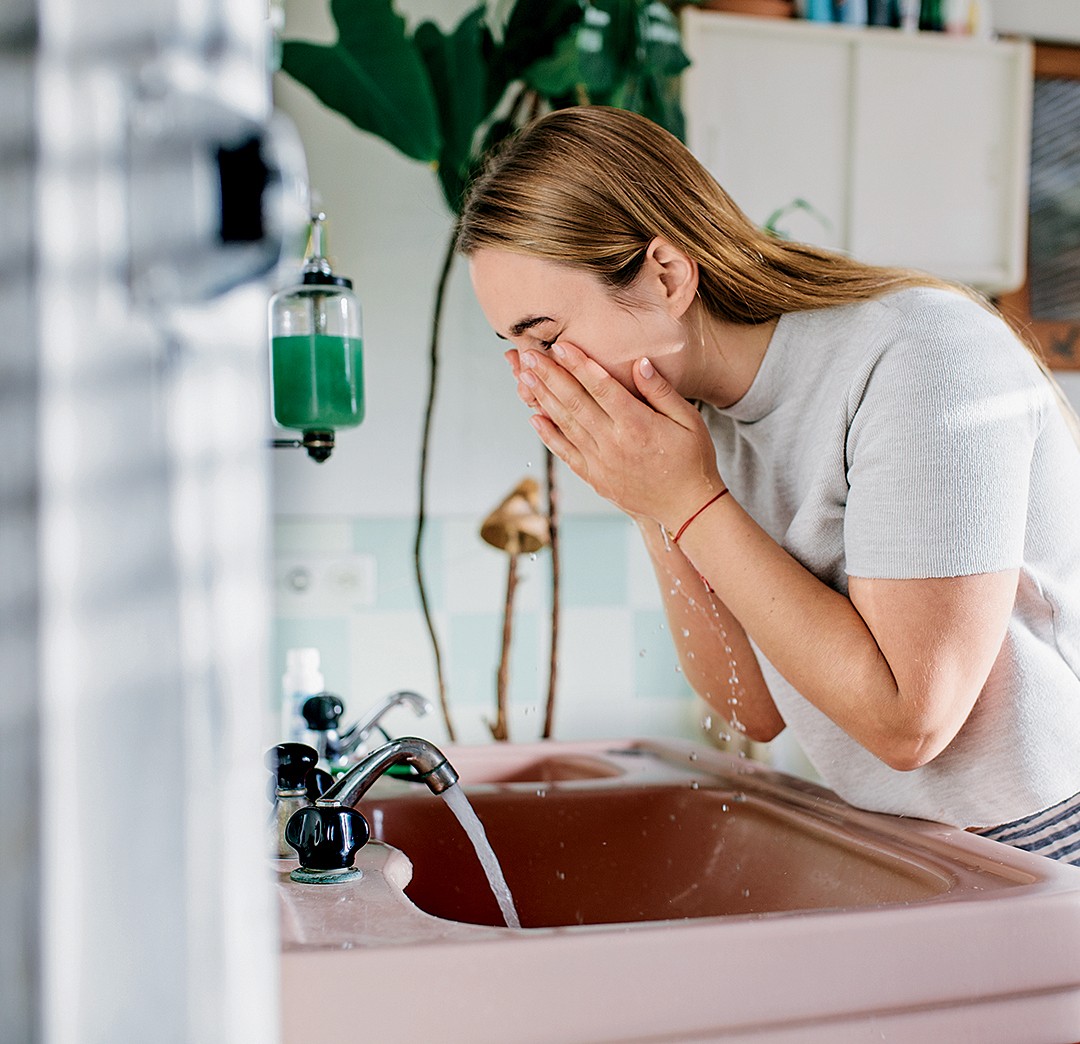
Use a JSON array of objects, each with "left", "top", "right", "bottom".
[
  {"left": 523, "top": 0, "right": 689, "bottom": 139},
  {"left": 415, "top": 10, "right": 490, "bottom": 212},
  {"left": 280, "top": 0, "right": 441, "bottom": 163},
  {"left": 522, "top": 30, "right": 580, "bottom": 99},
  {"left": 489, "top": 0, "right": 585, "bottom": 107},
  {"left": 637, "top": 1, "right": 691, "bottom": 80}
]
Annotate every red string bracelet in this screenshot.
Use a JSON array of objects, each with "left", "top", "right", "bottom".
[{"left": 669, "top": 488, "right": 729, "bottom": 544}]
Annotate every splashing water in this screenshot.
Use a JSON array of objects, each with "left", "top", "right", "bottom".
[
  {"left": 661, "top": 561, "right": 748, "bottom": 736},
  {"left": 441, "top": 787, "right": 521, "bottom": 929}
]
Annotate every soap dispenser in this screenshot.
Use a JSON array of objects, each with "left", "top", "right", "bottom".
[{"left": 269, "top": 213, "right": 364, "bottom": 462}]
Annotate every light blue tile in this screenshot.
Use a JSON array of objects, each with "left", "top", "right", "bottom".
[
  {"left": 558, "top": 515, "right": 630, "bottom": 608},
  {"left": 448, "top": 610, "right": 542, "bottom": 711},
  {"left": 274, "top": 518, "right": 351, "bottom": 553},
  {"left": 272, "top": 617, "right": 352, "bottom": 705},
  {"left": 353, "top": 517, "right": 444, "bottom": 613},
  {"left": 632, "top": 610, "right": 695, "bottom": 700}
]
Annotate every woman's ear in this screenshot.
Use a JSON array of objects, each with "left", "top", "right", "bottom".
[{"left": 644, "top": 237, "right": 698, "bottom": 319}]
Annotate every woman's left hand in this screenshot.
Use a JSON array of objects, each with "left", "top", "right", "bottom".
[{"left": 513, "top": 340, "right": 724, "bottom": 533}]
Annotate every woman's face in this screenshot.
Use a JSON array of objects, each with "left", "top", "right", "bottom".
[{"left": 468, "top": 248, "right": 691, "bottom": 396}]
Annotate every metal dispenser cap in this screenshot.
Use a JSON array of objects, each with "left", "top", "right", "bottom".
[{"left": 301, "top": 213, "right": 353, "bottom": 289}]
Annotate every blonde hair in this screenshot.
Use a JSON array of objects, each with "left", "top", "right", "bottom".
[
  {"left": 457, "top": 105, "right": 1079, "bottom": 441},
  {"left": 456, "top": 105, "right": 966, "bottom": 320}
]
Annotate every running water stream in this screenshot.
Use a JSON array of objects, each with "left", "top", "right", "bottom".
[{"left": 441, "top": 786, "right": 521, "bottom": 929}]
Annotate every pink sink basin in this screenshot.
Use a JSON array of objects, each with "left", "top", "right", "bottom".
[
  {"left": 279, "top": 739, "right": 1080, "bottom": 1044},
  {"left": 362, "top": 782, "right": 979, "bottom": 928}
]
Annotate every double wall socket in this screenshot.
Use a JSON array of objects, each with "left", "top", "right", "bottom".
[{"left": 274, "top": 552, "right": 377, "bottom": 615}]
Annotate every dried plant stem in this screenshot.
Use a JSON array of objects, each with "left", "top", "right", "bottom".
[
  {"left": 542, "top": 448, "right": 560, "bottom": 739},
  {"left": 490, "top": 553, "right": 519, "bottom": 742},
  {"left": 414, "top": 232, "right": 457, "bottom": 742}
]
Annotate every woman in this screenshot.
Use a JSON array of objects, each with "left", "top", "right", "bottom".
[{"left": 455, "top": 106, "right": 1080, "bottom": 864}]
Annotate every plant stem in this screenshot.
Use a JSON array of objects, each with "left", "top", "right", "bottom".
[
  {"left": 542, "top": 448, "right": 560, "bottom": 739},
  {"left": 490, "top": 553, "right": 518, "bottom": 742},
  {"left": 414, "top": 231, "right": 457, "bottom": 742}
]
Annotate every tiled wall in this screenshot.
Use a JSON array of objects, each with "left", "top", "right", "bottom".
[{"left": 273, "top": 512, "right": 708, "bottom": 747}]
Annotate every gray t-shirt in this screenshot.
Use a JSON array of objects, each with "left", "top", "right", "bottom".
[{"left": 703, "top": 287, "right": 1080, "bottom": 828}]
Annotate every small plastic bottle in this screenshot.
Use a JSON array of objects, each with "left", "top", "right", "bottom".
[
  {"left": 835, "top": 0, "right": 868, "bottom": 25},
  {"left": 281, "top": 648, "right": 325, "bottom": 742},
  {"left": 804, "top": 0, "right": 835, "bottom": 21}
]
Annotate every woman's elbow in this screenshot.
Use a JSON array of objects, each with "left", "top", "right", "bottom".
[
  {"left": 743, "top": 718, "right": 785, "bottom": 744},
  {"left": 875, "top": 724, "right": 958, "bottom": 772}
]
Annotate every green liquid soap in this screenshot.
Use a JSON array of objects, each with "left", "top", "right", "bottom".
[{"left": 271, "top": 334, "right": 365, "bottom": 431}]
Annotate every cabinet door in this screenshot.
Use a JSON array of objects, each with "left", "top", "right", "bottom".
[
  {"left": 849, "top": 32, "right": 1032, "bottom": 289},
  {"left": 682, "top": 13, "right": 851, "bottom": 251},
  {"left": 681, "top": 10, "right": 1033, "bottom": 294}
]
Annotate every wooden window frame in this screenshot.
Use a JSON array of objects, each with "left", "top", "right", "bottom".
[{"left": 997, "top": 43, "right": 1080, "bottom": 370}]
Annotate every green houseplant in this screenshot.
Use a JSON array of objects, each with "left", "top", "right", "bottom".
[{"left": 280, "top": 0, "right": 691, "bottom": 740}]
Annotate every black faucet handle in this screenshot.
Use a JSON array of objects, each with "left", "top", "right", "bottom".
[
  {"left": 302, "top": 692, "right": 345, "bottom": 731},
  {"left": 266, "top": 742, "right": 319, "bottom": 792},
  {"left": 306, "top": 767, "right": 335, "bottom": 800},
  {"left": 285, "top": 804, "right": 370, "bottom": 871}
]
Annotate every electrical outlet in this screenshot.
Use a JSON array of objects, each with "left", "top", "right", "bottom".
[{"left": 274, "top": 553, "right": 377, "bottom": 614}]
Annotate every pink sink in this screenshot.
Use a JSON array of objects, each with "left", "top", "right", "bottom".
[
  {"left": 362, "top": 782, "right": 982, "bottom": 928},
  {"left": 279, "top": 739, "right": 1080, "bottom": 1043}
]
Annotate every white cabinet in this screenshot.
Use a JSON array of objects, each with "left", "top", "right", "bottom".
[{"left": 681, "top": 11, "right": 1033, "bottom": 293}]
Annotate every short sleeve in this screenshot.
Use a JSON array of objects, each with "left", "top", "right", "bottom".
[{"left": 843, "top": 297, "right": 1047, "bottom": 579}]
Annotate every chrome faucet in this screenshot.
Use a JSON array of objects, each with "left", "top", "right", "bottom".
[
  {"left": 302, "top": 689, "right": 433, "bottom": 771},
  {"left": 284, "top": 736, "right": 458, "bottom": 883}
]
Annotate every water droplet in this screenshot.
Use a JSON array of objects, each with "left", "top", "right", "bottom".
[
  {"left": 529, "top": 553, "right": 537, "bottom": 562},
  {"left": 702, "top": 715, "right": 713, "bottom": 730},
  {"left": 674, "top": 665, "right": 682, "bottom": 674},
  {"left": 742, "top": 888, "right": 751, "bottom": 898},
  {"left": 721, "top": 803, "right": 729, "bottom": 812},
  {"left": 688, "top": 751, "right": 698, "bottom": 761},
  {"left": 555, "top": 870, "right": 566, "bottom": 881},
  {"left": 689, "top": 780, "right": 699, "bottom": 790},
  {"left": 536, "top": 788, "right": 547, "bottom": 797},
  {"left": 681, "top": 628, "right": 690, "bottom": 638},
  {"left": 638, "top": 649, "right": 647, "bottom": 658}
]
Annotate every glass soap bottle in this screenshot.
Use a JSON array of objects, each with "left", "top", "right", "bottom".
[{"left": 269, "top": 213, "right": 364, "bottom": 462}]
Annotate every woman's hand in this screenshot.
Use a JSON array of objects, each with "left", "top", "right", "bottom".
[{"left": 509, "top": 340, "right": 724, "bottom": 533}]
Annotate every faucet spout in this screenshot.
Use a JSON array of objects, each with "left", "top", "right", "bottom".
[
  {"left": 302, "top": 689, "right": 434, "bottom": 770},
  {"left": 319, "top": 736, "right": 458, "bottom": 808},
  {"left": 284, "top": 737, "right": 459, "bottom": 881},
  {"left": 337, "top": 690, "right": 434, "bottom": 757}
]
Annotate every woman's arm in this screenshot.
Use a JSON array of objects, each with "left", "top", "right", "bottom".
[
  {"left": 636, "top": 517, "right": 785, "bottom": 742},
  {"left": 673, "top": 493, "right": 1017, "bottom": 770},
  {"left": 520, "top": 341, "right": 1017, "bottom": 771}
]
